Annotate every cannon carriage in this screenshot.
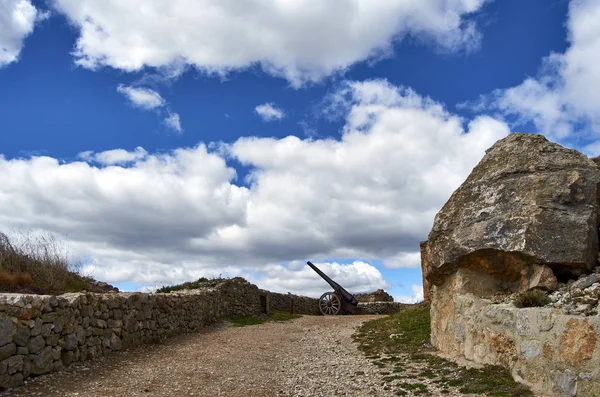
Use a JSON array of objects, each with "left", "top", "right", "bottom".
[{"left": 307, "top": 261, "right": 363, "bottom": 315}]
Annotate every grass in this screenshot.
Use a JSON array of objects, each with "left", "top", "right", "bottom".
[
  {"left": 156, "top": 277, "right": 211, "bottom": 293},
  {"left": 229, "top": 309, "right": 302, "bottom": 327},
  {"left": 353, "top": 302, "right": 533, "bottom": 397},
  {"left": 0, "top": 230, "right": 107, "bottom": 295},
  {"left": 513, "top": 289, "right": 551, "bottom": 308}
]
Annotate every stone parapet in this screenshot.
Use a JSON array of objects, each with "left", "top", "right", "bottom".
[
  {"left": 260, "top": 290, "right": 319, "bottom": 315},
  {"left": 431, "top": 289, "right": 600, "bottom": 397},
  {"left": 358, "top": 302, "right": 408, "bottom": 315},
  {"left": 0, "top": 278, "right": 265, "bottom": 390}
]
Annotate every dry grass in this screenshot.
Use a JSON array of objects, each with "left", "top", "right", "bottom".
[
  {"left": 0, "top": 230, "right": 98, "bottom": 294},
  {"left": 513, "top": 289, "right": 551, "bottom": 308}
]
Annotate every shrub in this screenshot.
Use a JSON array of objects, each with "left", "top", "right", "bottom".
[
  {"left": 0, "top": 230, "right": 98, "bottom": 294},
  {"left": 513, "top": 289, "right": 551, "bottom": 308},
  {"left": 155, "top": 276, "right": 236, "bottom": 293},
  {"left": 0, "top": 271, "right": 32, "bottom": 288}
]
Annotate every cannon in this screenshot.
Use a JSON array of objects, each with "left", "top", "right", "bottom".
[{"left": 307, "top": 261, "right": 363, "bottom": 315}]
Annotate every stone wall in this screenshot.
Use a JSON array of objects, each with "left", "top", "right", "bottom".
[
  {"left": 355, "top": 289, "right": 394, "bottom": 303},
  {"left": 0, "top": 278, "right": 265, "bottom": 389},
  {"left": 261, "top": 290, "right": 319, "bottom": 315},
  {"left": 359, "top": 302, "right": 408, "bottom": 315},
  {"left": 432, "top": 289, "right": 600, "bottom": 397}
]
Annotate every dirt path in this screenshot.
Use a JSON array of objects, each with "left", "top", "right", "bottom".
[{"left": 1, "top": 315, "right": 388, "bottom": 397}]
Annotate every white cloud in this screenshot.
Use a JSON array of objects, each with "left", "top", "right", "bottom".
[
  {"left": 0, "top": 79, "right": 508, "bottom": 294},
  {"left": 471, "top": 0, "right": 600, "bottom": 144},
  {"left": 0, "top": 0, "right": 45, "bottom": 66},
  {"left": 52, "top": 0, "right": 488, "bottom": 86},
  {"left": 163, "top": 112, "right": 182, "bottom": 134},
  {"left": 384, "top": 252, "right": 423, "bottom": 269},
  {"left": 116, "top": 85, "right": 183, "bottom": 133},
  {"left": 395, "top": 284, "right": 424, "bottom": 304},
  {"left": 117, "top": 84, "right": 165, "bottom": 110},
  {"left": 255, "top": 103, "right": 285, "bottom": 122},
  {"left": 78, "top": 147, "right": 148, "bottom": 165},
  {"left": 252, "top": 261, "right": 389, "bottom": 298}
]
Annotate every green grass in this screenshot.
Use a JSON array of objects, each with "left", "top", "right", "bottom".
[
  {"left": 229, "top": 309, "right": 302, "bottom": 327},
  {"left": 353, "top": 302, "right": 533, "bottom": 397}
]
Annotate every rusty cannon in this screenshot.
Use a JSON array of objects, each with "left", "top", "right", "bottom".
[{"left": 307, "top": 261, "right": 363, "bottom": 315}]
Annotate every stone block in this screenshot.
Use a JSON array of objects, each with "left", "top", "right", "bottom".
[
  {"left": 28, "top": 335, "right": 45, "bottom": 354},
  {"left": 0, "top": 343, "right": 16, "bottom": 361}
]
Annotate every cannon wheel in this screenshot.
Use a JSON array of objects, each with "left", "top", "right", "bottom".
[{"left": 319, "top": 292, "right": 341, "bottom": 315}]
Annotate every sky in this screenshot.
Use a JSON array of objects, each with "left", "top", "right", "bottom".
[{"left": 1, "top": 0, "right": 599, "bottom": 303}]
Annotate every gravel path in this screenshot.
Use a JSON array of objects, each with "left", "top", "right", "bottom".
[{"left": 1, "top": 315, "right": 392, "bottom": 397}]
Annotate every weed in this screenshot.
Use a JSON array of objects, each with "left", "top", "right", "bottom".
[{"left": 513, "top": 289, "right": 551, "bottom": 308}]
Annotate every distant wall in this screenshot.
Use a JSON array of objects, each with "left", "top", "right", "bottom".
[
  {"left": 262, "top": 290, "right": 408, "bottom": 315},
  {"left": 0, "top": 278, "right": 264, "bottom": 389},
  {"left": 261, "top": 290, "right": 319, "bottom": 315},
  {"left": 359, "top": 302, "right": 408, "bottom": 315}
]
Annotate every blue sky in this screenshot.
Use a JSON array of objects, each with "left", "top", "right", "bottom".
[{"left": 1, "top": 0, "right": 599, "bottom": 301}]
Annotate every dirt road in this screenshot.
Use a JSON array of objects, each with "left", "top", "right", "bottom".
[{"left": 1, "top": 315, "right": 388, "bottom": 397}]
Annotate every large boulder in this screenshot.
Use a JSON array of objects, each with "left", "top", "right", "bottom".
[
  {"left": 423, "top": 133, "right": 600, "bottom": 297},
  {"left": 423, "top": 132, "right": 600, "bottom": 367}
]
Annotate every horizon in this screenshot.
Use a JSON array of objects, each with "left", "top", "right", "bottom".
[{"left": 1, "top": 0, "right": 599, "bottom": 302}]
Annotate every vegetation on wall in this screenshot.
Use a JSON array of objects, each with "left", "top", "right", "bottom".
[
  {"left": 156, "top": 277, "right": 212, "bottom": 293},
  {"left": 513, "top": 289, "right": 551, "bottom": 308},
  {"left": 0, "top": 230, "right": 109, "bottom": 295}
]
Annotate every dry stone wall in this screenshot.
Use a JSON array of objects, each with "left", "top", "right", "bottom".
[
  {"left": 432, "top": 291, "right": 600, "bottom": 397},
  {"left": 355, "top": 289, "right": 394, "bottom": 303},
  {"left": 0, "top": 276, "right": 403, "bottom": 391},
  {"left": 358, "top": 302, "right": 408, "bottom": 315},
  {"left": 260, "top": 290, "right": 320, "bottom": 315},
  {"left": 0, "top": 278, "right": 264, "bottom": 390}
]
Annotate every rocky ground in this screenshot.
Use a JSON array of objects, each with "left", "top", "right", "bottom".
[
  {"left": 489, "top": 269, "right": 600, "bottom": 316},
  {"left": 547, "top": 271, "right": 600, "bottom": 316},
  {"left": 0, "top": 315, "right": 399, "bottom": 397}
]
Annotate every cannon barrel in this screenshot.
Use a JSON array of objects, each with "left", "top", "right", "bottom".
[{"left": 307, "top": 261, "right": 358, "bottom": 306}]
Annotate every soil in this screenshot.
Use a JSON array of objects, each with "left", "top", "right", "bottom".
[{"left": 1, "top": 315, "right": 390, "bottom": 397}]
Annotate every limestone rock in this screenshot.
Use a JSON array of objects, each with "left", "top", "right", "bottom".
[
  {"left": 424, "top": 133, "right": 600, "bottom": 296},
  {"left": 520, "top": 264, "right": 558, "bottom": 292},
  {"left": 0, "top": 316, "right": 14, "bottom": 346},
  {"left": 13, "top": 327, "right": 30, "bottom": 347},
  {"left": 31, "top": 346, "right": 53, "bottom": 375},
  {"left": 570, "top": 273, "right": 600, "bottom": 290},
  {"left": 420, "top": 241, "right": 432, "bottom": 302}
]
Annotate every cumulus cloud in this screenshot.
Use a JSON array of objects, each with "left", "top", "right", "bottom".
[
  {"left": 0, "top": 79, "right": 508, "bottom": 294},
  {"left": 53, "top": 0, "right": 488, "bottom": 85},
  {"left": 164, "top": 112, "right": 182, "bottom": 134},
  {"left": 78, "top": 147, "right": 148, "bottom": 165},
  {"left": 395, "top": 284, "right": 424, "bottom": 304},
  {"left": 117, "top": 85, "right": 165, "bottom": 110},
  {"left": 252, "top": 261, "right": 389, "bottom": 298},
  {"left": 116, "top": 85, "right": 183, "bottom": 133},
  {"left": 0, "top": 0, "right": 46, "bottom": 66},
  {"left": 255, "top": 103, "right": 285, "bottom": 122},
  {"left": 468, "top": 0, "right": 600, "bottom": 144}
]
